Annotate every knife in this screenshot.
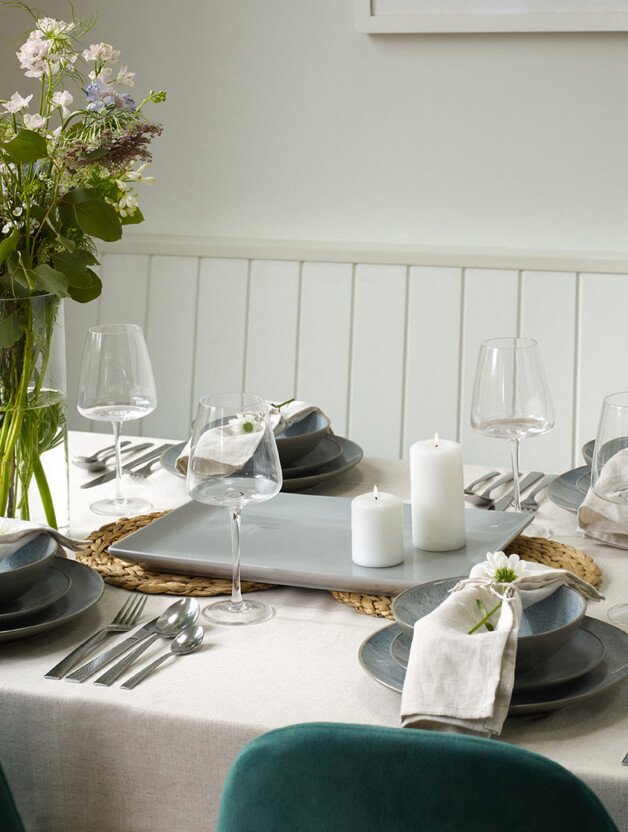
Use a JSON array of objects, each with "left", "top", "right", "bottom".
[
  {"left": 65, "top": 618, "right": 160, "bottom": 682},
  {"left": 490, "top": 471, "right": 544, "bottom": 512},
  {"left": 81, "top": 444, "right": 174, "bottom": 489}
]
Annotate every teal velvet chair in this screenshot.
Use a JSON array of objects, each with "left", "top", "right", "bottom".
[
  {"left": 216, "top": 722, "right": 618, "bottom": 832},
  {"left": 0, "top": 762, "right": 26, "bottom": 832}
]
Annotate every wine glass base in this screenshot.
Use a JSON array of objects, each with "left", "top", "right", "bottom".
[
  {"left": 607, "top": 604, "right": 628, "bottom": 628},
  {"left": 202, "top": 598, "right": 273, "bottom": 626},
  {"left": 90, "top": 497, "right": 153, "bottom": 516}
]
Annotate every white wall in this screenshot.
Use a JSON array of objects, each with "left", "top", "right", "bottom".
[{"left": 2, "top": 1, "right": 628, "bottom": 254}]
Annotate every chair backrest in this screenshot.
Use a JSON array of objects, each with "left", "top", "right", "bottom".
[
  {"left": 0, "top": 762, "right": 26, "bottom": 832},
  {"left": 215, "top": 722, "right": 618, "bottom": 832}
]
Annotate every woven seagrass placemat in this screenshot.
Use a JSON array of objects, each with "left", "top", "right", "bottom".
[{"left": 76, "top": 513, "right": 601, "bottom": 616}]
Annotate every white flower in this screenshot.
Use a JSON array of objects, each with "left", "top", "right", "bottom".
[
  {"left": 52, "top": 90, "right": 73, "bottom": 117},
  {"left": 82, "top": 43, "right": 120, "bottom": 64},
  {"left": 12, "top": 207, "right": 23, "bottom": 217},
  {"left": 23, "top": 113, "right": 46, "bottom": 130},
  {"left": 2, "top": 223, "right": 12, "bottom": 234},
  {"left": 36, "top": 18, "right": 75, "bottom": 36},
  {"left": 2, "top": 92, "right": 33, "bottom": 113},
  {"left": 228, "top": 413, "right": 263, "bottom": 435},
  {"left": 126, "top": 164, "right": 156, "bottom": 185},
  {"left": 16, "top": 34, "right": 50, "bottom": 78},
  {"left": 116, "top": 65, "right": 135, "bottom": 87},
  {"left": 478, "top": 551, "right": 528, "bottom": 583}
]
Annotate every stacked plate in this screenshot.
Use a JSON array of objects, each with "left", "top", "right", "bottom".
[
  {"left": 546, "top": 436, "right": 628, "bottom": 512},
  {"left": 359, "top": 576, "right": 628, "bottom": 715},
  {"left": 161, "top": 412, "right": 364, "bottom": 492},
  {"left": 0, "top": 534, "right": 103, "bottom": 643}
]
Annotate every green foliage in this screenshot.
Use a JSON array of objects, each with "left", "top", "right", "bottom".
[{"left": 0, "top": 129, "right": 48, "bottom": 164}]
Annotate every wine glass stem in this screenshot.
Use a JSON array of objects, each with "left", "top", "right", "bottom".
[
  {"left": 111, "top": 421, "right": 125, "bottom": 506},
  {"left": 509, "top": 437, "right": 522, "bottom": 511},
  {"left": 229, "top": 507, "right": 243, "bottom": 610}
]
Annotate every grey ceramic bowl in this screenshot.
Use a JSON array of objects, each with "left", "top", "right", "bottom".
[
  {"left": 275, "top": 412, "right": 331, "bottom": 466},
  {"left": 0, "top": 534, "right": 57, "bottom": 604},
  {"left": 392, "top": 577, "right": 586, "bottom": 673}
]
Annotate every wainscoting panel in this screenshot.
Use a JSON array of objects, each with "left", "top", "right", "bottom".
[{"left": 64, "top": 242, "right": 628, "bottom": 474}]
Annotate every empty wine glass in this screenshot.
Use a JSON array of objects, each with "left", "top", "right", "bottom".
[
  {"left": 78, "top": 324, "right": 157, "bottom": 516},
  {"left": 187, "top": 392, "right": 282, "bottom": 625},
  {"left": 591, "top": 391, "right": 628, "bottom": 626},
  {"left": 471, "top": 337, "right": 554, "bottom": 536}
]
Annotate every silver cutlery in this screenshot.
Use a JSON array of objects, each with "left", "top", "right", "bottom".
[
  {"left": 128, "top": 456, "right": 162, "bottom": 479},
  {"left": 464, "top": 470, "right": 500, "bottom": 496},
  {"left": 45, "top": 596, "right": 147, "bottom": 679},
  {"left": 93, "top": 598, "right": 200, "bottom": 686},
  {"left": 491, "top": 471, "right": 545, "bottom": 512},
  {"left": 465, "top": 471, "right": 514, "bottom": 507},
  {"left": 65, "top": 597, "right": 199, "bottom": 682},
  {"left": 72, "top": 440, "right": 131, "bottom": 464},
  {"left": 520, "top": 475, "right": 556, "bottom": 512},
  {"left": 72, "top": 442, "right": 154, "bottom": 472},
  {"left": 121, "top": 625, "right": 204, "bottom": 690},
  {"left": 81, "top": 443, "right": 174, "bottom": 489}
]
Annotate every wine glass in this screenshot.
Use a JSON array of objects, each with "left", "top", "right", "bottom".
[
  {"left": 187, "top": 392, "right": 282, "bottom": 625},
  {"left": 470, "top": 337, "right": 555, "bottom": 537},
  {"left": 590, "top": 391, "right": 628, "bottom": 626},
  {"left": 78, "top": 324, "right": 157, "bottom": 516}
]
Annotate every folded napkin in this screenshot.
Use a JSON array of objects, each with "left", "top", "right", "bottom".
[
  {"left": 400, "top": 555, "right": 602, "bottom": 737},
  {"left": 177, "top": 399, "right": 327, "bottom": 475},
  {"left": 0, "top": 519, "right": 85, "bottom": 559},
  {"left": 578, "top": 448, "right": 628, "bottom": 548}
]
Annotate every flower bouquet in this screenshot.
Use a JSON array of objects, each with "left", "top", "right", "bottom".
[{"left": 0, "top": 3, "right": 164, "bottom": 527}]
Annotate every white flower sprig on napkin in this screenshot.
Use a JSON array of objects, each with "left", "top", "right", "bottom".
[{"left": 468, "top": 552, "right": 528, "bottom": 633}]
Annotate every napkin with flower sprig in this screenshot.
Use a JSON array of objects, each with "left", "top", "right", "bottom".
[
  {"left": 400, "top": 552, "right": 603, "bottom": 737},
  {"left": 578, "top": 448, "right": 628, "bottom": 548},
  {"left": 176, "top": 399, "right": 328, "bottom": 475}
]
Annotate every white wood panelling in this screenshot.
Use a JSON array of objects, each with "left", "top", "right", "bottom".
[
  {"left": 349, "top": 264, "right": 407, "bottom": 459},
  {"left": 142, "top": 256, "right": 199, "bottom": 439},
  {"left": 297, "top": 262, "right": 353, "bottom": 435},
  {"left": 520, "top": 271, "right": 576, "bottom": 474},
  {"left": 459, "top": 269, "right": 519, "bottom": 467},
  {"left": 403, "top": 267, "right": 462, "bottom": 455},
  {"left": 64, "top": 247, "right": 628, "bottom": 475},
  {"left": 244, "top": 260, "right": 301, "bottom": 399}
]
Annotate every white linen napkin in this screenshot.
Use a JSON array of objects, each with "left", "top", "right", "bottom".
[
  {"left": 176, "top": 400, "right": 327, "bottom": 475},
  {"left": 400, "top": 563, "right": 602, "bottom": 737},
  {"left": 578, "top": 448, "right": 628, "bottom": 548}
]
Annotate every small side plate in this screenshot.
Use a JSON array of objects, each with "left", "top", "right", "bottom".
[{"left": 0, "top": 564, "right": 71, "bottom": 625}]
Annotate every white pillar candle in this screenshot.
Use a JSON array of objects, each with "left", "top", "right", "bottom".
[
  {"left": 351, "top": 486, "right": 405, "bottom": 568},
  {"left": 410, "top": 434, "right": 466, "bottom": 551}
]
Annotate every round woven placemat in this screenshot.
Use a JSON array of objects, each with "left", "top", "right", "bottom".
[
  {"left": 76, "top": 514, "right": 602, "bottom": 617},
  {"left": 331, "top": 535, "right": 602, "bottom": 620},
  {"left": 75, "top": 512, "right": 274, "bottom": 597}
]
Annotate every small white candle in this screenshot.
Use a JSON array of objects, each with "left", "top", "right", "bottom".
[
  {"left": 351, "top": 486, "right": 405, "bottom": 568},
  {"left": 410, "top": 433, "right": 466, "bottom": 551}
]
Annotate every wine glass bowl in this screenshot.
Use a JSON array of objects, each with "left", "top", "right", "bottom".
[
  {"left": 187, "top": 392, "right": 282, "bottom": 625},
  {"left": 471, "top": 337, "right": 554, "bottom": 535},
  {"left": 78, "top": 324, "right": 156, "bottom": 516}
]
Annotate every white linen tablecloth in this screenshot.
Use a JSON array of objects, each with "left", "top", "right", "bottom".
[{"left": 0, "top": 432, "right": 626, "bottom": 832}]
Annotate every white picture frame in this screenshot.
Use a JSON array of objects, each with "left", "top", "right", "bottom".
[{"left": 354, "top": 0, "right": 628, "bottom": 33}]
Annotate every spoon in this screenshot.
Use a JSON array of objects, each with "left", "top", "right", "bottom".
[
  {"left": 72, "top": 442, "right": 153, "bottom": 472},
  {"left": 93, "top": 597, "right": 200, "bottom": 686},
  {"left": 121, "top": 624, "right": 205, "bottom": 689}
]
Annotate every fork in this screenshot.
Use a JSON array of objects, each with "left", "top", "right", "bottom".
[
  {"left": 465, "top": 471, "right": 514, "bottom": 507},
  {"left": 464, "top": 470, "right": 500, "bottom": 496},
  {"left": 520, "top": 475, "right": 555, "bottom": 512},
  {"left": 128, "top": 456, "right": 161, "bottom": 479},
  {"left": 45, "top": 595, "right": 147, "bottom": 679}
]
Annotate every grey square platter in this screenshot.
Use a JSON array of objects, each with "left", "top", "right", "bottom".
[{"left": 109, "top": 494, "right": 532, "bottom": 594}]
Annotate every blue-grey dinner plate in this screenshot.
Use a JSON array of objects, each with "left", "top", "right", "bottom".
[{"left": 546, "top": 465, "right": 591, "bottom": 513}]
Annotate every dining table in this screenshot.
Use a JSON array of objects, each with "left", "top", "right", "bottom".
[{"left": 0, "top": 430, "right": 626, "bottom": 832}]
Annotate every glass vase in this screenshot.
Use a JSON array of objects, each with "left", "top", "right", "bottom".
[{"left": 0, "top": 294, "right": 69, "bottom": 530}]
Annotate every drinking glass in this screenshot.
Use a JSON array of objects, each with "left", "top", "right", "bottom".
[
  {"left": 187, "top": 392, "right": 282, "bottom": 625},
  {"left": 471, "top": 337, "right": 554, "bottom": 536},
  {"left": 78, "top": 324, "right": 157, "bottom": 516},
  {"left": 590, "top": 391, "right": 628, "bottom": 626}
]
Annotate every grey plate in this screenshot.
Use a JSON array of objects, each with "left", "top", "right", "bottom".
[
  {"left": 389, "top": 627, "right": 605, "bottom": 692},
  {"left": 546, "top": 465, "right": 591, "bottom": 513},
  {"left": 0, "top": 560, "right": 104, "bottom": 643},
  {"left": 110, "top": 494, "right": 531, "bottom": 594},
  {"left": 161, "top": 437, "right": 364, "bottom": 493},
  {"left": 282, "top": 436, "right": 343, "bottom": 478},
  {"left": 0, "top": 564, "right": 72, "bottom": 625},
  {"left": 582, "top": 437, "right": 628, "bottom": 467},
  {"left": 359, "top": 617, "right": 628, "bottom": 715}
]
